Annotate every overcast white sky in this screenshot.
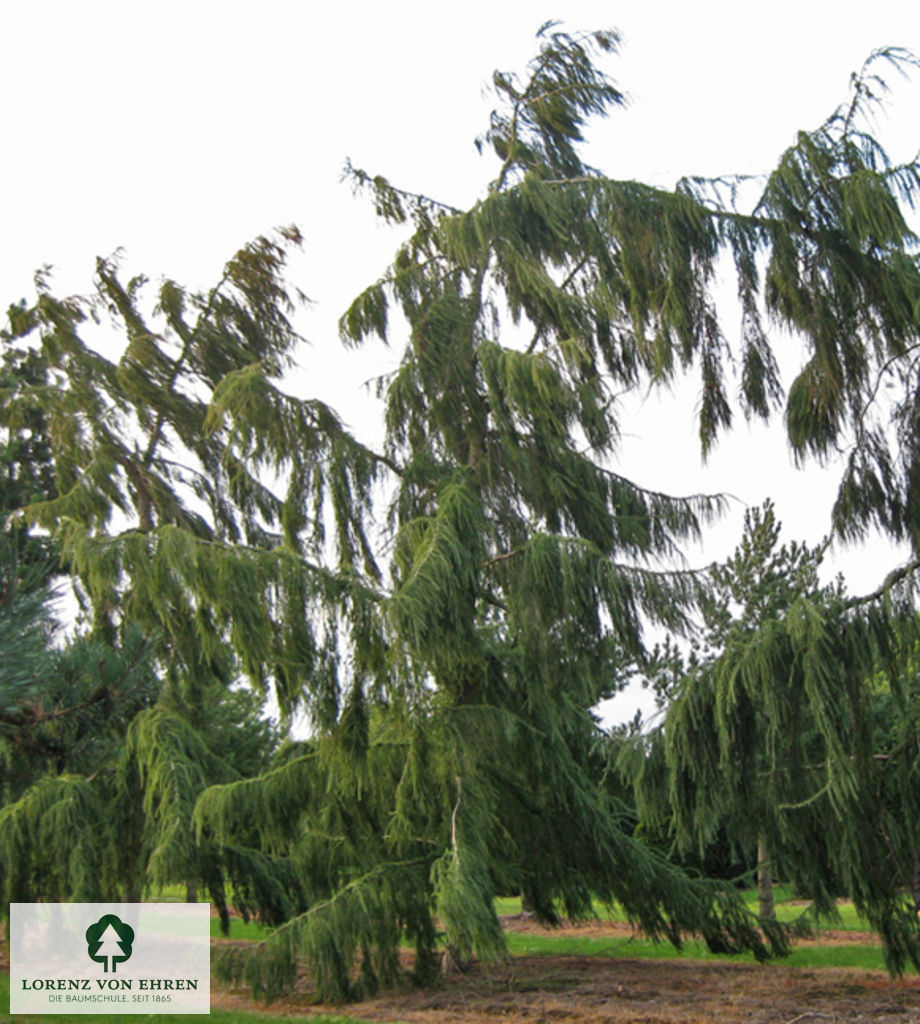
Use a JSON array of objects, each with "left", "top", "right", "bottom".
[{"left": 3, "top": 1, "right": 920, "bottom": 723}]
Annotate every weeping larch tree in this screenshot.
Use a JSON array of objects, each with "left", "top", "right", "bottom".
[{"left": 5, "top": 22, "right": 920, "bottom": 1001}]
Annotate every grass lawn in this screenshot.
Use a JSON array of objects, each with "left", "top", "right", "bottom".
[
  {"left": 504, "top": 931, "right": 886, "bottom": 971},
  {"left": 210, "top": 916, "right": 271, "bottom": 942},
  {"left": 207, "top": 898, "right": 885, "bottom": 972},
  {"left": 495, "top": 886, "right": 887, "bottom": 972}
]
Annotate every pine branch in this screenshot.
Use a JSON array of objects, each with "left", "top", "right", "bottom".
[
  {"left": 846, "top": 556, "right": 920, "bottom": 607},
  {"left": 858, "top": 341, "right": 920, "bottom": 423},
  {"left": 45, "top": 636, "right": 149, "bottom": 723},
  {"left": 344, "top": 161, "right": 462, "bottom": 216}
]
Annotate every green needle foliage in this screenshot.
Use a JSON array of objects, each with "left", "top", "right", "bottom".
[
  {"left": 0, "top": 586, "right": 160, "bottom": 903},
  {"left": 0, "top": 538, "right": 57, "bottom": 731},
  {"left": 1, "top": 250, "right": 305, "bottom": 912},
  {"left": 347, "top": 33, "right": 920, "bottom": 552},
  {"left": 0, "top": 457, "right": 288, "bottom": 916},
  {"left": 200, "top": 24, "right": 864, "bottom": 1001},
  {"left": 0, "top": 343, "right": 58, "bottom": 573},
  {"left": 3, "top": 228, "right": 384, "bottom": 718},
  {"left": 0, "top": 634, "right": 294, "bottom": 918},
  {"left": 7, "top": 20, "right": 920, "bottom": 1005},
  {"left": 630, "top": 503, "right": 920, "bottom": 975}
]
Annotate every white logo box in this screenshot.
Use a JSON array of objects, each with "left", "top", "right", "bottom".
[{"left": 10, "top": 903, "right": 210, "bottom": 1014}]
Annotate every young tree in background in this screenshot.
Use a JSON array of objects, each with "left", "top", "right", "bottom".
[
  {"left": 0, "top": 344, "right": 57, "bottom": 574},
  {"left": 631, "top": 503, "right": 920, "bottom": 971},
  {"left": 629, "top": 504, "right": 833, "bottom": 918}
]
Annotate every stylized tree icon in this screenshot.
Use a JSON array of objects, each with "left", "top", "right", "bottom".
[{"left": 85, "top": 914, "right": 135, "bottom": 973}]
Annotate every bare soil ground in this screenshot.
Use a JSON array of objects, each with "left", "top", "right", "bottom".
[
  {"left": 497, "top": 913, "right": 880, "bottom": 946},
  {"left": 210, "top": 916, "right": 920, "bottom": 1024},
  {"left": 213, "top": 954, "right": 920, "bottom": 1024}
]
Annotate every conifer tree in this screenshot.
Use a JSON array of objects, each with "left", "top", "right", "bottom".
[
  {"left": 6, "top": 21, "right": 920, "bottom": 1002},
  {"left": 198, "top": 25, "right": 850, "bottom": 1000},
  {"left": 0, "top": 343, "right": 57, "bottom": 573},
  {"left": 0, "top": 538, "right": 59, "bottom": 739},
  {"left": 1, "top": 229, "right": 383, "bottom": 929},
  {"left": 0, "top": 562, "right": 159, "bottom": 904},
  {"left": 2, "top": 228, "right": 384, "bottom": 717},
  {"left": 0, "top": 367, "right": 288, "bottom": 914},
  {"left": 629, "top": 504, "right": 832, "bottom": 912},
  {"left": 629, "top": 504, "right": 920, "bottom": 974},
  {"left": 0, "top": 619, "right": 293, "bottom": 917},
  {"left": 1, "top": 244, "right": 309, "bottom": 918}
]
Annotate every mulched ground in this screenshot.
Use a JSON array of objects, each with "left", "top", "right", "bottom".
[
  {"left": 209, "top": 915, "right": 920, "bottom": 1024},
  {"left": 497, "top": 912, "right": 880, "bottom": 946},
  {"left": 6, "top": 910, "right": 916, "bottom": 1022},
  {"left": 212, "top": 953, "right": 920, "bottom": 1024}
]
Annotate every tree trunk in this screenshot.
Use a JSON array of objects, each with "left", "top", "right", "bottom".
[
  {"left": 757, "top": 833, "right": 775, "bottom": 920},
  {"left": 185, "top": 884, "right": 198, "bottom": 903}
]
